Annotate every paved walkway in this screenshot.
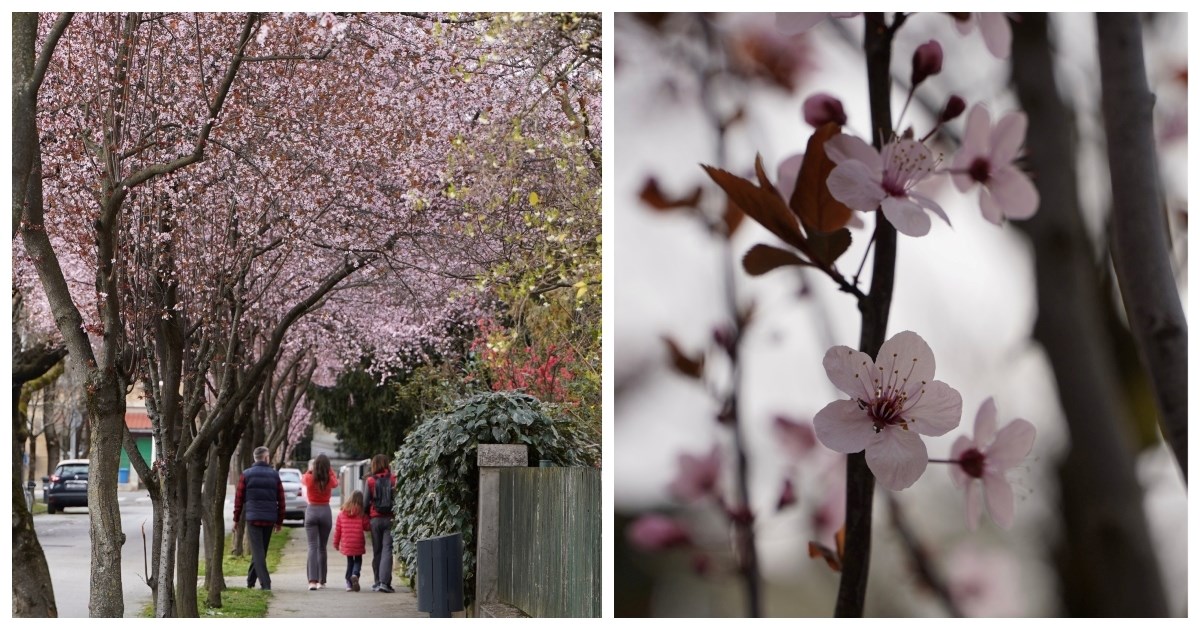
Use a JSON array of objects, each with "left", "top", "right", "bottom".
[{"left": 265, "top": 530, "right": 423, "bottom": 618}]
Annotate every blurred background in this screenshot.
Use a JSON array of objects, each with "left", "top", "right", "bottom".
[{"left": 613, "top": 12, "right": 1187, "bottom": 617}]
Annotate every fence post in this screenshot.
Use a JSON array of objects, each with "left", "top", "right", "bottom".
[{"left": 476, "top": 444, "right": 528, "bottom": 611}]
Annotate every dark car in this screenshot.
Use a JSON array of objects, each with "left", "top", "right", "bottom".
[{"left": 42, "top": 459, "right": 89, "bottom": 514}]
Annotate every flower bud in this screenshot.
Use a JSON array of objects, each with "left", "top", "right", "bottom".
[
  {"left": 802, "top": 92, "right": 847, "bottom": 127},
  {"left": 939, "top": 95, "right": 967, "bottom": 123},
  {"left": 911, "top": 40, "right": 944, "bottom": 87}
]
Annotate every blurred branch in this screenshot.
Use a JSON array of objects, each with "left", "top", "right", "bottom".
[
  {"left": 886, "top": 494, "right": 963, "bottom": 617},
  {"left": 1010, "top": 12, "right": 1168, "bottom": 616},
  {"left": 1096, "top": 14, "right": 1188, "bottom": 481}
]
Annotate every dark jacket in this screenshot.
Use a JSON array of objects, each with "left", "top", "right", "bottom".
[
  {"left": 234, "top": 461, "right": 285, "bottom": 526},
  {"left": 364, "top": 470, "right": 396, "bottom": 519}
]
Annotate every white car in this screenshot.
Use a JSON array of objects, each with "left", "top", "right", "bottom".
[{"left": 278, "top": 467, "right": 308, "bottom": 521}]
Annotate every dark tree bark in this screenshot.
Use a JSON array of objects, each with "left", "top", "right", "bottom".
[
  {"left": 1011, "top": 13, "right": 1169, "bottom": 616},
  {"left": 1095, "top": 14, "right": 1187, "bottom": 480}
]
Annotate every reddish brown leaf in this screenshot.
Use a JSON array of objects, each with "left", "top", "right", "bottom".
[
  {"left": 702, "top": 161, "right": 806, "bottom": 251},
  {"left": 808, "top": 541, "right": 842, "bottom": 572},
  {"left": 805, "top": 228, "right": 852, "bottom": 267},
  {"left": 663, "top": 337, "right": 704, "bottom": 379},
  {"left": 790, "top": 122, "right": 854, "bottom": 233},
  {"left": 723, "top": 199, "right": 745, "bottom": 236},
  {"left": 640, "top": 178, "right": 702, "bottom": 211},
  {"left": 742, "top": 243, "right": 813, "bottom": 276}
]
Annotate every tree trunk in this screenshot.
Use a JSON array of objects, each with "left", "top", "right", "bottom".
[
  {"left": 1011, "top": 13, "right": 1169, "bottom": 616},
  {"left": 153, "top": 469, "right": 181, "bottom": 618},
  {"left": 12, "top": 376, "right": 57, "bottom": 617},
  {"left": 85, "top": 379, "right": 128, "bottom": 617},
  {"left": 175, "top": 456, "right": 206, "bottom": 617}
]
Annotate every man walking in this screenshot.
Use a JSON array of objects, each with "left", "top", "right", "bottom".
[
  {"left": 233, "top": 446, "right": 285, "bottom": 590},
  {"left": 364, "top": 454, "right": 396, "bottom": 593}
]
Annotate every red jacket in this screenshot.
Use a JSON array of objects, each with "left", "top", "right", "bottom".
[
  {"left": 333, "top": 509, "right": 370, "bottom": 556},
  {"left": 302, "top": 470, "right": 338, "bottom": 506}
]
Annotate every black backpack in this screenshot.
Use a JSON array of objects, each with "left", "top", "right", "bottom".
[{"left": 371, "top": 474, "right": 394, "bottom": 515}]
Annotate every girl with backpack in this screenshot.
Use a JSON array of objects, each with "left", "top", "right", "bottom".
[
  {"left": 364, "top": 454, "right": 396, "bottom": 593},
  {"left": 332, "top": 490, "right": 370, "bottom": 591},
  {"left": 303, "top": 454, "right": 338, "bottom": 590}
]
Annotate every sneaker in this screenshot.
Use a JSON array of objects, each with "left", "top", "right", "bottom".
[
  {"left": 351, "top": 575, "right": 360, "bottom": 592},
  {"left": 346, "top": 580, "right": 354, "bottom": 592},
  {"left": 318, "top": 583, "right": 326, "bottom": 590},
  {"left": 379, "top": 584, "right": 395, "bottom": 593},
  {"left": 371, "top": 584, "right": 381, "bottom": 592},
  {"left": 308, "top": 582, "right": 318, "bottom": 591}
]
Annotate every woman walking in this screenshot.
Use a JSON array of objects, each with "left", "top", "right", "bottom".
[{"left": 303, "top": 453, "right": 338, "bottom": 590}]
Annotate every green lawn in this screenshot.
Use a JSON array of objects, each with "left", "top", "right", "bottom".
[
  {"left": 30, "top": 501, "right": 47, "bottom": 515},
  {"left": 141, "top": 526, "right": 293, "bottom": 618}
]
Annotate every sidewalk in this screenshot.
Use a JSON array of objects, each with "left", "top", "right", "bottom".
[{"left": 265, "top": 530, "right": 423, "bottom": 618}]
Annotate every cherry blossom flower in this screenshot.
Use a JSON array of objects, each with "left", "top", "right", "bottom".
[
  {"left": 775, "top": 13, "right": 862, "bottom": 36},
  {"left": 774, "top": 416, "right": 817, "bottom": 459},
  {"left": 911, "top": 40, "right": 944, "bottom": 87},
  {"left": 953, "top": 13, "right": 1012, "bottom": 59},
  {"left": 668, "top": 445, "right": 721, "bottom": 501},
  {"left": 627, "top": 514, "right": 691, "bottom": 551},
  {"left": 951, "top": 104, "right": 1040, "bottom": 225},
  {"left": 803, "top": 92, "right": 847, "bottom": 127},
  {"left": 814, "top": 331, "right": 962, "bottom": 490},
  {"left": 949, "top": 397, "right": 1036, "bottom": 530},
  {"left": 825, "top": 135, "right": 950, "bottom": 237}
]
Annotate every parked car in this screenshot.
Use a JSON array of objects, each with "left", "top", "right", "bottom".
[
  {"left": 42, "top": 459, "right": 89, "bottom": 514},
  {"left": 279, "top": 467, "right": 307, "bottom": 521}
]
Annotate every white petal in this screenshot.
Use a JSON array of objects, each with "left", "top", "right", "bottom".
[
  {"left": 983, "top": 473, "right": 1015, "bottom": 528},
  {"left": 978, "top": 12, "right": 1012, "bottom": 59},
  {"left": 963, "top": 103, "right": 991, "bottom": 156},
  {"left": 875, "top": 330, "right": 936, "bottom": 400},
  {"left": 990, "top": 111, "right": 1027, "bottom": 166},
  {"left": 986, "top": 418, "right": 1036, "bottom": 470},
  {"left": 814, "top": 399, "right": 875, "bottom": 454},
  {"left": 974, "top": 397, "right": 998, "bottom": 444},
  {"left": 989, "top": 167, "right": 1040, "bottom": 220},
  {"left": 949, "top": 436, "right": 973, "bottom": 488},
  {"left": 776, "top": 13, "right": 827, "bottom": 35},
  {"left": 978, "top": 187, "right": 1004, "bottom": 225},
  {"left": 964, "top": 480, "right": 983, "bottom": 531},
  {"left": 951, "top": 168, "right": 976, "bottom": 194},
  {"left": 906, "top": 380, "right": 962, "bottom": 437},
  {"left": 828, "top": 161, "right": 886, "bottom": 212},
  {"left": 911, "top": 192, "right": 951, "bottom": 227},
  {"left": 824, "top": 134, "right": 882, "bottom": 172},
  {"left": 865, "top": 427, "right": 928, "bottom": 490},
  {"left": 822, "top": 345, "right": 876, "bottom": 399},
  {"left": 881, "top": 196, "right": 931, "bottom": 237}
]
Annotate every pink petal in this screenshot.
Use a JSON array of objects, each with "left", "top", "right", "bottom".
[
  {"left": 814, "top": 399, "right": 875, "bottom": 454},
  {"left": 964, "top": 480, "right": 983, "bottom": 531},
  {"left": 803, "top": 92, "right": 848, "bottom": 127},
  {"left": 951, "top": 168, "right": 976, "bottom": 194},
  {"left": 824, "top": 134, "right": 882, "bottom": 172},
  {"left": 978, "top": 13, "right": 1012, "bottom": 59},
  {"left": 881, "top": 196, "right": 931, "bottom": 237},
  {"left": 776, "top": 153, "right": 805, "bottom": 202},
  {"left": 986, "top": 418, "right": 1036, "bottom": 470},
  {"left": 905, "top": 380, "right": 963, "bottom": 437},
  {"left": 978, "top": 186, "right": 1004, "bottom": 225},
  {"left": 911, "top": 192, "right": 951, "bottom": 227},
  {"left": 989, "top": 111, "right": 1028, "bottom": 166},
  {"left": 627, "top": 515, "right": 691, "bottom": 550},
  {"left": 963, "top": 103, "right": 991, "bottom": 158},
  {"left": 669, "top": 446, "right": 721, "bottom": 501},
  {"left": 949, "top": 436, "right": 973, "bottom": 488},
  {"left": 775, "top": 13, "right": 828, "bottom": 35},
  {"left": 974, "top": 397, "right": 998, "bottom": 444},
  {"left": 774, "top": 416, "right": 818, "bottom": 458},
  {"left": 953, "top": 15, "right": 975, "bottom": 36},
  {"left": 828, "top": 161, "right": 886, "bottom": 212},
  {"left": 866, "top": 427, "right": 928, "bottom": 490},
  {"left": 821, "top": 344, "right": 876, "bottom": 399},
  {"left": 982, "top": 473, "right": 1015, "bottom": 528},
  {"left": 875, "top": 330, "right": 936, "bottom": 400},
  {"left": 988, "top": 167, "right": 1039, "bottom": 220}
]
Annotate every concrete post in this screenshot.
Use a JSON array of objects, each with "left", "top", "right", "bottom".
[{"left": 475, "top": 444, "right": 527, "bottom": 608}]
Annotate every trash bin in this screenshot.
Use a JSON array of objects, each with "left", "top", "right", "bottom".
[
  {"left": 416, "top": 533, "right": 464, "bottom": 617},
  {"left": 118, "top": 468, "right": 129, "bottom": 484}
]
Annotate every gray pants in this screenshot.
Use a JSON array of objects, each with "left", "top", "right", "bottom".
[
  {"left": 246, "top": 524, "right": 274, "bottom": 590},
  {"left": 304, "top": 505, "right": 333, "bottom": 583},
  {"left": 370, "top": 516, "right": 394, "bottom": 587}
]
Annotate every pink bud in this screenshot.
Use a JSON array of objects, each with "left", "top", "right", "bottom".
[
  {"left": 627, "top": 515, "right": 691, "bottom": 551},
  {"left": 802, "top": 92, "right": 847, "bottom": 127},
  {"left": 940, "top": 95, "right": 967, "bottom": 123},
  {"left": 911, "top": 40, "right": 944, "bottom": 86}
]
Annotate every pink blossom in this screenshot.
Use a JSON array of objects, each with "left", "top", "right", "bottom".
[
  {"left": 813, "top": 331, "right": 962, "bottom": 490},
  {"left": 911, "top": 40, "right": 943, "bottom": 87},
  {"left": 775, "top": 13, "right": 861, "bottom": 35},
  {"left": 949, "top": 398, "right": 1036, "bottom": 530},
  {"left": 627, "top": 514, "right": 691, "bottom": 551},
  {"left": 951, "top": 104, "right": 1039, "bottom": 224},
  {"left": 802, "top": 92, "right": 847, "bottom": 127},
  {"left": 953, "top": 13, "right": 1012, "bottom": 59},
  {"left": 940, "top": 95, "right": 967, "bottom": 123},
  {"left": 946, "top": 544, "right": 1024, "bottom": 616},
  {"left": 825, "top": 135, "right": 950, "bottom": 237},
  {"left": 668, "top": 445, "right": 721, "bottom": 501},
  {"left": 774, "top": 416, "right": 817, "bottom": 459}
]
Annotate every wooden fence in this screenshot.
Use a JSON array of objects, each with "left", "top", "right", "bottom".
[{"left": 497, "top": 466, "right": 600, "bottom": 617}]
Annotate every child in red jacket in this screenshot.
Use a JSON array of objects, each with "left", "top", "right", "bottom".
[{"left": 333, "top": 490, "right": 370, "bottom": 591}]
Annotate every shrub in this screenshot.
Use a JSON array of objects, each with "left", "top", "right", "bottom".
[{"left": 391, "top": 390, "right": 598, "bottom": 605}]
